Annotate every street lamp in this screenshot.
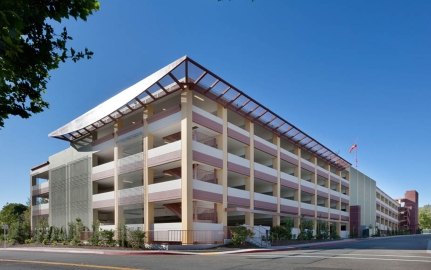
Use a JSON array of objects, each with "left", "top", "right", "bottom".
[{"left": 2, "top": 224, "right": 8, "bottom": 248}]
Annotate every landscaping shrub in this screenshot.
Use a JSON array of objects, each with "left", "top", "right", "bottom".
[
  {"left": 297, "top": 218, "right": 314, "bottom": 240},
  {"left": 270, "top": 226, "right": 290, "bottom": 241},
  {"left": 230, "top": 226, "right": 253, "bottom": 247},
  {"left": 117, "top": 224, "right": 128, "bottom": 247},
  {"left": 128, "top": 229, "right": 145, "bottom": 249},
  {"left": 90, "top": 221, "right": 100, "bottom": 246},
  {"left": 99, "top": 230, "right": 114, "bottom": 246},
  {"left": 316, "top": 221, "right": 329, "bottom": 240}
]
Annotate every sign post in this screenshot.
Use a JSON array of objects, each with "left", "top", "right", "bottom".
[{"left": 2, "top": 224, "right": 8, "bottom": 248}]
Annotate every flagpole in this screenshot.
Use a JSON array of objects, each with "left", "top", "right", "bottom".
[{"left": 355, "top": 148, "right": 358, "bottom": 168}]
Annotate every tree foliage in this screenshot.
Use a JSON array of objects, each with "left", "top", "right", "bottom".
[
  {"left": 0, "top": 203, "right": 28, "bottom": 225},
  {"left": 419, "top": 205, "right": 431, "bottom": 229},
  {"left": 0, "top": 0, "right": 99, "bottom": 127},
  {"left": 0, "top": 203, "right": 30, "bottom": 244}
]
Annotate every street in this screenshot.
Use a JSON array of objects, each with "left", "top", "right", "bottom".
[{"left": 0, "top": 234, "right": 430, "bottom": 270}]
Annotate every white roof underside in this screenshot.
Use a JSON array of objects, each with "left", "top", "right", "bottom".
[{"left": 49, "top": 56, "right": 187, "bottom": 138}]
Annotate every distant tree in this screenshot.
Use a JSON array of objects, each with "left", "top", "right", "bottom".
[
  {"left": 0, "top": 203, "right": 30, "bottom": 244},
  {"left": 0, "top": 0, "right": 100, "bottom": 128},
  {"left": 419, "top": 206, "right": 431, "bottom": 229},
  {"left": 0, "top": 203, "right": 27, "bottom": 225}
]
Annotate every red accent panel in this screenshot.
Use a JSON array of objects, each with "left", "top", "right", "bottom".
[
  {"left": 330, "top": 175, "right": 340, "bottom": 183},
  {"left": 227, "top": 162, "right": 250, "bottom": 176},
  {"left": 349, "top": 205, "right": 361, "bottom": 237},
  {"left": 280, "top": 178, "right": 298, "bottom": 189},
  {"left": 330, "top": 196, "right": 340, "bottom": 202},
  {"left": 317, "top": 190, "right": 329, "bottom": 198},
  {"left": 301, "top": 208, "right": 315, "bottom": 217},
  {"left": 148, "top": 189, "right": 181, "bottom": 202},
  {"left": 301, "top": 162, "right": 314, "bottom": 172},
  {"left": 330, "top": 213, "right": 340, "bottom": 220},
  {"left": 317, "top": 169, "right": 329, "bottom": 178},
  {"left": 280, "top": 205, "right": 298, "bottom": 215},
  {"left": 193, "top": 151, "right": 223, "bottom": 168},
  {"left": 193, "top": 189, "right": 223, "bottom": 203},
  {"left": 317, "top": 211, "right": 329, "bottom": 219},
  {"left": 227, "top": 128, "right": 249, "bottom": 145},
  {"left": 254, "top": 200, "right": 277, "bottom": 211},
  {"left": 117, "top": 121, "right": 143, "bottom": 136},
  {"left": 254, "top": 140, "right": 277, "bottom": 156},
  {"left": 192, "top": 111, "right": 223, "bottom": 133},
  {"left": 301, "top": 186, "right": 315, "bottom": 195},
  {"left": 147, "top": 106, "right": 181, "bottom": 124},
  {"left": 228, "top": 196, "right": 250, "bottom": 207},
  {"left": 280, "top": 152, "right": 298, "bottom": 165},
  {"left": 254, "top": 169, "right": 277, "bottom": 183}
]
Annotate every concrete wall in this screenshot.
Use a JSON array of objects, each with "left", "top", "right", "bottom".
[{"left": 349, "top": 167, "right": 376, "bottom": 232}]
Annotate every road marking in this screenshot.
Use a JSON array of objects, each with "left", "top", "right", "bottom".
[
  {"left": 262, "top": 252, "right": 431, "bottom": 259},
  {"left": 245, "top": 254, "right": 431, "bottom": 263},
  {"left": 0, "top": 259, "right": 142, "bottom": 270}
]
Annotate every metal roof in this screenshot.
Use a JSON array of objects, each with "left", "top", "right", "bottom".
[{"left": 50, "top": 56, "right": 351, "bottom": 170}]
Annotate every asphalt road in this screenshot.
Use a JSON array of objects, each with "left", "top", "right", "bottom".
[{"left": 0, "top": 234, "right": 430, "bottom": 270}]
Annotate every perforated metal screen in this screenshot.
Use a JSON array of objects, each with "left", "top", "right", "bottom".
[
  {"left": 69, "top": 158, "right": 91, "bottom": 228},
  {"left": 49, "top": 157, "right": 91, "bottom": 230},
  {"left": 49, "top": 166, "right": 67, "bottom": 228}
]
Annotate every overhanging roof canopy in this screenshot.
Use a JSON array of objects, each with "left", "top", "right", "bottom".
[{"left": 50, "top": 56, "right": 350, "bottom": 170}]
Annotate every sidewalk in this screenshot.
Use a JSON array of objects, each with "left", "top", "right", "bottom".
[{"left": 0, "top": 238, "right": 358, "bottom": 256}]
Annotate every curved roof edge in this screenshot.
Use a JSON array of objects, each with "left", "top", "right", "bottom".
[
  {"left": 49, "top": 56, "right": 351, "bottom": 170},
  {"left": 49, "top": 55, "right": 187, "bottom": 138}
]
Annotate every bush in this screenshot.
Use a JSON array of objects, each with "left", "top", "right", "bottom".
[
  {"left": 297, "top": 218, "right": 314, "bottom": 240},
  {"left": 270, "top": 226, "right": 291, "bottom": 241},
  {"left": 329, "top": 223, "right": 340, "bottom": 240},
  {"left": 34, "top": 218, "right": 48, "bottom": 243},
  {"left": 99, "top": 230, "right": 114, "bottom": 246},
  {"left": 316, "top": 221, "right": 329, "bottom": 240},
  {"left": 283, "top": 217, "right": 294, "bottom": 232},
  {"left": 230, "top": 226, "right": 253, "bottom": 247},
  {"left": 90, "top": 221, "right": 100, "bottom": 246},
  {"left": 117, "top": 224, "right": 128, "bottom": 247},
  {"left": 128, "top": 229, "right": 145, "bottom": 249}
]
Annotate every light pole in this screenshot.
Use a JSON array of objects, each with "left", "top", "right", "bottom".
[{"left": 2, "top": 224, "right": 8, "bottom": 248}]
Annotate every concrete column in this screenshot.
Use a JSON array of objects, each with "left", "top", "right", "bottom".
[
  {"left": 273, "top": 135, "right": 281, "bottom": 227},
  {"left": 144, "top": 106, "right": 154, "bottom": 242},
  {"left": 245, "top": 121, "right": 254, "bottom": 227},
  {"left": 216, "top": 105, "right": 228, "bottom": 227},
  {"left": 30, "top": 175, "right": 34, "bottom": 230},
  {"left": 114, "top": 122, "right": 122, "bottom": 238},
  {"left": 297, "top": 148, "right": 302, "bottom": 220},
  {"left": 181, "top": 89, "right": 193, "bottom": 244}
]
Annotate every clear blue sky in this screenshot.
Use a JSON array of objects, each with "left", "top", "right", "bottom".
[{"left": 1, "top": 0, "right": 430, "bottom": 208}]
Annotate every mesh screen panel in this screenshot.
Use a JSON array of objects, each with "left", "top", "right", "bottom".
[
  {"left": 69, "top": 158, "right": 91, "bottom": 228},
  {"left": 50, "top": 166, "right": 67, "bottom": 228}
]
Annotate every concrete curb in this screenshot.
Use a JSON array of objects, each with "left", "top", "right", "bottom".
[
  {"left": 0, "top": 238, "right": 359, "bottom": 256},
  {"left": 0, "top": 247, "right": 194, "bottom": 256}
]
